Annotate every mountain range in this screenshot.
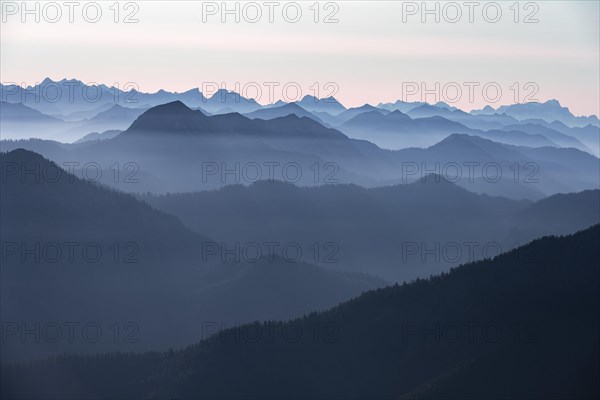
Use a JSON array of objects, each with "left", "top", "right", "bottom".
[
  {"left": 3, "top": 80, "right": 597, "bottom": 156},
  {"left": 473, "top": 99, "right": 600, "bottom": 127},
  {"left": 2, "top": 100, "right": 598, "bottom": 198},
  {"left": 142, "top": 178, "right": 599, "bottom": 281}
]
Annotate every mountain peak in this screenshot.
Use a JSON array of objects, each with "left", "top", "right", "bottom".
[
  {"left": 434, "top": 101, "right": 457, "bottom": 111},
  {"left": 354, "top": 104, "right": 377, "bottom": 111},
  {"left": 388, "top": 109, "right": 411, "bottom": 119},
  {"left": 125, "top": 101, "right": 208, "bottom": 135},
  {"left": 211, "top": 88, "right": 239, "bottom": 98},
  {"left": 412, "top": 173, "right": 457, "bottom": 186},
  {"left": 1, "top": 149, "right": 60, "bottom": 182},
  {"left": 300, "top": 95, "right": 318, "bottom": 103},
  {"left": 300, "top": 95, "right": 340, "bottom": 104},
  {"left": 277, "top": 113, "right": 302, "bottom": 121},
  {"left": 2, "top": 148, "right": 48, "bottom": 163},
  {"left": 433, "top": 133, "right": 484, "bottom": 149},
  {"left": 149, "top": 100, "right": 190, "bottom": 113},
  {"left": 323, "top": 96, "right": 341, "bottom": 104},
  {"left": 282, "top": 102, "right": 305, "bottom": 110},
  {"left": 182, "top": 88, "right": 202, "bottom": 95}
]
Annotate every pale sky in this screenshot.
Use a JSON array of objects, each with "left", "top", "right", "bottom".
[{"left": 1, "top": 0, "right": 599, "bottom": 116}]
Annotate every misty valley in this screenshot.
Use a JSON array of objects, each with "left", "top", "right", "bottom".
[{"left": 1, "top": 2, "right": 599, "bottom": 397}]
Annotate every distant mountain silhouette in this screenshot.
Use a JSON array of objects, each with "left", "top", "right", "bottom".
[
  {"left": 343, "top": 108, "right": 431, "bottom": 127},
  {"left": 377, "top": 99, "right": 426, "bottom": 113},
  {"left": 407, "top": 103, "right": 470, "bottom": 119},
  {"left": 433, "top": 101, "right": 458, "bottom": 111},
  {"left": 56, "top": 104, "right": 148, "bottom": 139},
  {"left": 74, "top": 129, "right": 122, "bottom": 143},
  {"left": 322, "top": 104, "right": 391, "bottom": 126},
  {"left": 297, "top": 95, "right": 346, "bottom": 115},
  {"left": 200, "top": 88, "right": 261, "bottom": 114},
  {"left": 125, "top": 101, "right": 347, "bottom": 141},
  {"left": 0, "top": 101, "right": 63, "bottom": 122},
  {"left": 476, "top": 129, "right": 557, "bottom": 148},
  {"left": 515, "top": 119, "right": 600, "bottom": 156},
  {"left": 243, "top": 102, "right": 324, "bottom": 124},
  {"left": 474, "top": 100, "right": 600, "bottom": 128},
  {"left": 85, "top": 104, "right": 146, "bottom": 123},
  {"left": 61, "top": 103, "right": 115, "bottom": 121},
  {"left": 4, "top": 226, "right": 598, "bottom": 399},
  {"left": 0, "top": 79, "right": 208, "bottom": 117},
  {"left": 126, "top": 100, "right": 211, "bottom": 134},
  {"left": 340, "top": 109, "right": 548, "bottom": 149},
  {"left": 407, "top": 104, "right": 520, "bottom": 131},
  {"left": 391, "top": 133, "right": 599, "bottom": 197},
  {"left": 344, "top": 106, "right": 564, "bottom": 150},
  {"left": 502, "top": 122, "right": 592, "bottom": 153}
]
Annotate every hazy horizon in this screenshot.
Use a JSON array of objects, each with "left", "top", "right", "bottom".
[{"left": 1, "top": 1, "right": 599, "bottom": 116}]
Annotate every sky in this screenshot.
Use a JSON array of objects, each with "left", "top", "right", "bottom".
[{"left": 1, "top": 0, "right": 599, "bottom": 116}]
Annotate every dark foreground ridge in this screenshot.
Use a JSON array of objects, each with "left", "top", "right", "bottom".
[{"left": 3, "top": 225, "right": 599, "bottom": 399}]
